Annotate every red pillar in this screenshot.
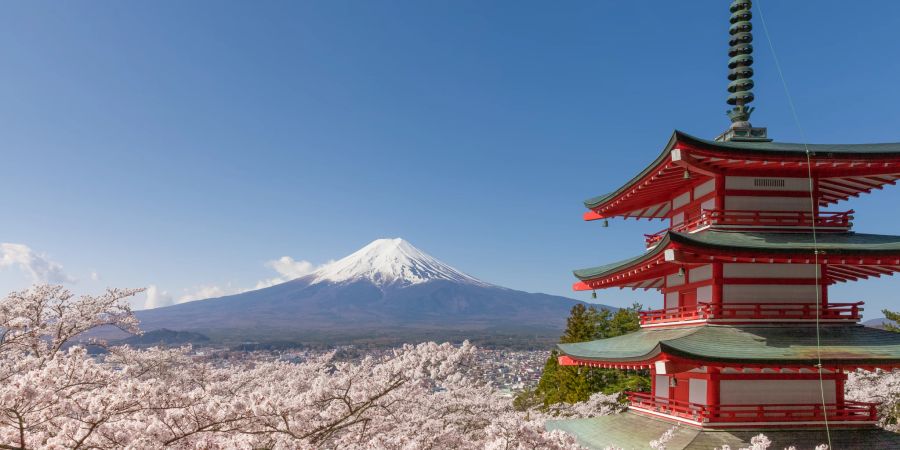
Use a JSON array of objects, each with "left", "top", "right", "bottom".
[
  {"left": 835, "top": 370, "right": 846, "bottom": 406},
  {"left": 812, "top": 175, "right": 821, "bottom": 216},
  {"left": 706, "top": 367, "right": 721, "bottom": 421},
  {"left": 714, "top": 175, "right": 725, "bottom": 211},
  {"left": 712, "top": 263, "right": 723, "bottom": 316}
]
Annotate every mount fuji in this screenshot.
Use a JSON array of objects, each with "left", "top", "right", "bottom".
[
  {"left": 133, "top": 239, "right": 604, "bottom": 346},
  {"left": 309, "top": 238, "right": 491, "bottom": 287}
]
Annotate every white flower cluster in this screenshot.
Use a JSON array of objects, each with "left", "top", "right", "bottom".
[
  {"left": 1, "top": 285, "right": 879, "bottom": 449},
  {"left": 0, "top": 285, "right": 607, "bottom": 449},
  {"left": 846, "top": 368, "right": 900, "bottom": 432}
]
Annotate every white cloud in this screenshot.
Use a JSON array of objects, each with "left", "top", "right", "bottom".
[
  {"left": 269, "top": 256, "right": 317, "bottom": 279},
  {"left": 254, "top": 256, "right": 319, "bottom": 289},
  {"left": 140, "top": 255, "right": 322, "bottom": 309},
  {"left": 143, "top": 284, "right": 174, "bottom": 309},
  {"left": 0, "top": 243, "right": 76, "bottom": 284},
  {"left": 178, "top": 283, "right": 244, "bottom": 303},
  {"left": 90, "top": 271, "right": 101, "bottom": 281}
]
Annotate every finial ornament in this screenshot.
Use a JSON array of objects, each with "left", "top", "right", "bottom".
[{"left": 727, "top": 0, "right": 755, "bottom": 124}]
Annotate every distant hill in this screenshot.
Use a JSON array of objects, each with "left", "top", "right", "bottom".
[
  {"left": 117, "top": 329, "right": 211, "bottom": 347},
  {"left": 863, "top": 317, "right": 897, "bottom": 330},
  {"left": 133, "top": 239, "right": 607, "bottom": 348}
]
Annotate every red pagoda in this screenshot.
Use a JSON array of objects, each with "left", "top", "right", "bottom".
[{"left": 547, "top": 1, "right": 900, "bottom": 448}]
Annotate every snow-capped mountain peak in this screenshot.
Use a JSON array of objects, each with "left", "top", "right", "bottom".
[{"left": 310, "top": 238, "right": 490, "bottom": 287}]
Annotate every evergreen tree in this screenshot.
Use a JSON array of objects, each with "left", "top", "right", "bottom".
[
  {"left": 518, "top": 303, "right": 649, "bottom": 409},
  {"left": 560, "top": 303, "right": 602, "bottom": 343},
  {"left": 883, "top": 309, "right": 900, "bottom": 333}
]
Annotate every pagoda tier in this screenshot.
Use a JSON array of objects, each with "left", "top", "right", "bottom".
[
  {"left": 563, "top": 125, "right": 900, "bottom": 434},
  {"left": 583, "top": 131, "right": 900, "bottom": 224},
  {"left": 557, "top": 325, "right": 900, "bottom": 429},
  {"left": 550, "top": 0, "right": 900, "bottom": 445},
  {"left": 573, "top": 230, "right": 900, "bottom": 326},
  {"left": 558, "top": 325, "right": 900, "bottom": 371},
  {"left": 547, "top": 413, "right": 900, "bottom": 449}
]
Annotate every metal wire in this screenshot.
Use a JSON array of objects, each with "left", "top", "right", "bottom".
[{"left": 755, "top": 1, "right": 832, "bottom": 447}]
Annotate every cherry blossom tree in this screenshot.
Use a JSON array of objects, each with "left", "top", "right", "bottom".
[
  {"left": 0, "top": 285, "right": 875, "bottom": 449},
  {"left": 0, "top": 285, "right": 607, "bottom": 449},
  {"left": 846, "top": 368, "right": 900, "bottom": 432}
]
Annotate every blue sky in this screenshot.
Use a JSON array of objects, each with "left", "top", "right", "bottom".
[{"left": 1, "top": 1, "right": 899, "bottom": 316}]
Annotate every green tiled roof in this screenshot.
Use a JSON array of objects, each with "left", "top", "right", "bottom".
[
  {"left": 547, "top": 413, "right": 699, "bottom": 450},
  {"left": 572, "top": 251, "right": 660, "bottom": 280},
  {"left": 573, "top": 231, "right": 900, "bottom": 281},
  {"left": 585, "top": 130, "right": 900, "bottom": 209},
  {"left": 557, "top": 325, "right": 900, "bottom": 365},
  {"left": 672, "top": 230, "right": 900, "bottom": 254},
  {"left": 547, "top": 412, "right": 900, "bottom": 450},
  {"left": 678, "top": 130, "right": 900, "bottom": 157}
]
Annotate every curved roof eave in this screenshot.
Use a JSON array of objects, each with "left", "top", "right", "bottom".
[
  {"left": 572, "top": 234, "right": 671, "bottom": 281},
  {"left": 583, "top": 130, "right": 900, "bottom": 210},
  {"left": 677, "top": 130, "right": 900, "bottom": 158},
  {"left": 583, "top": 131, "right": 680, "bottom": 209},
  {"left": 668, "top": 230, "right": 900, "bottom": 256},
  {"left": 557, "top": 326, "right": 700, "bottom": 363},
  {"left": 558, "top": 325, "right": 900, "bottom": 365},
  {"left": 572, "top": 230, "right": 900, "bottom": 283}
]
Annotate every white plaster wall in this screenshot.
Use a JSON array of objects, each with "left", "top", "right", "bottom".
[
  {"left": 725, "top": 176, "right": 811, "bottom": 191},
  {"left": 723, "top": 263, "right": 820, "bottom": 279},
  {"left": 723, "top": 285, "right": 820, "bottom": 303},
  {"left": 694, "top": 179, "right": 716, "bottom": 198},
  {"left": 673, "top": 191, "right": 692, "bottom": 210},
  {"left": 672, "top": 211, "right": 685, "bottom": 226},
  {"left": 690, "top": 264, "right": 713, "bottom": 282},
  {"left": 720, "top": 380, "right": 836, "bottom": 405},
  {"left": 655, "top": 375, "right": 670, "bottom": 398},
  {"left": 665, "top": 292, "right": 679, "bottom": 309},
  {"left": 689, "top": 379, "right": 708, "bottom": 405},
  {"left": 697, "top": 285, "right": 713, "bottom": 303},
  {"left": 666, "top": 274, "right": 685, "bottom": 287},
  {"left": 701, "top": 198, "right": 716, "bottom": 212},
  {"left": 724, "top": 196, "right": 812, "bottom": 212}
]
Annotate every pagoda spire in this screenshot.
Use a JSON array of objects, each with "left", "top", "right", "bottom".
[
  {"left": 726, "top": 0, "right": 755, "bottom": 124},
  {"left": 717, "top": 0, "right": 768, "bottom": 142}
]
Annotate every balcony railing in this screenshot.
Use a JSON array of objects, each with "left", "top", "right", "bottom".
[
  {"left": 626, "top": 392, "right": 878, "bottom": 424},
  {"left": 638, "top": 302, "right": 863, "bottom": 326},
  {"left": 644, "top": 209, "right": 854, "bottom": 247}
]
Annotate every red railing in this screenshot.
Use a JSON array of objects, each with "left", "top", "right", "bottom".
[
  {"left": 626, "top": 392, "right": 878, "bottom": 424},
  {"left": 644, "top": 209, "right": 854, "bottom": 247},
  {"left": 704, "top": 209, "right": 854, "bottom": 229},
  {"left": 628, "top": 392, "right": 707, "bottom": 421},
  {"left": 638, "top": 302, "right": 863, "bottom": 326},
  {"left": 639, "top": 303, "right": 713, "bottom": 324},
  {"left": 644, "top": 216, "right": 703, "bottom": 247}
]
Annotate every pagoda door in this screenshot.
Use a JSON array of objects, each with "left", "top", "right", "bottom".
[
  {"left": 680, "top": 289, "right": 697, "bottom": 310},
  {"left": 673, "top": 375, "right": 691, "bottom": 405}
]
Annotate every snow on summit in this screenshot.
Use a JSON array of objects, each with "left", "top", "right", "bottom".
[{"left": 310, "top": 238, "right": 489, "bottom": 287}]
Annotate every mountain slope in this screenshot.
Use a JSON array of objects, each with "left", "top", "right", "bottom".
[
  {"left": 863, "top": 317, "right": 897, "bottom": 329},
  {"left": 134, "top": 239, "right": 607, "bottom": 345},
  {"left": 310, "top": 238, "right": 489, "bottom": 287}
]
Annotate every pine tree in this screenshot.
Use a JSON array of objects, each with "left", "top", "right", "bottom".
[
  {"left": 560, "top": 303, "right": 602, "bottom": 343},
  {"left": 518, "top": 303, "right": 649, "bottom": 409},
  {"left": 883, "top": 309, "right": 900, "bottom": 332}
]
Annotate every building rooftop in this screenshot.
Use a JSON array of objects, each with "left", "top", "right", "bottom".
[
  {"left": 574, "top": 230, "right": 900, "bottom": 282},
  {"left": 547, "top": 412, "right": 900, "bottom": 449},
  {"left": 557, "top": 325, "right": 900, "bottom": 365},
  {"left": 584, "top": 130, "right": 900, "bottom": 212}
]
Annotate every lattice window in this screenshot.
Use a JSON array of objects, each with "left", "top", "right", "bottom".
[{"left": 753, "top": 178, "right": 786, "bottom": 188}]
